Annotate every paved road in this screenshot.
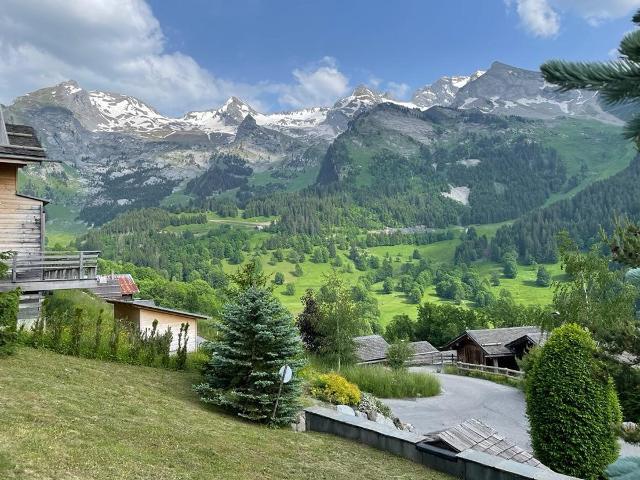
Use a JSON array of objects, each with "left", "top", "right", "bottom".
[
  {"left": 384, "top": 368, "right": 531, "bottom": 449},
  {"left": 384, "top": 367, "right": 640, "bottom": 457}
]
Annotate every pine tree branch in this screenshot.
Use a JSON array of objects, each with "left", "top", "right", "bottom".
[
  {"left": 541, "top": 59, "right": 640, "bottom": 104},
  {"left": 623, "top": 114, "right": 640, "bottom": 146},
  {"left": 619, "top": 30, "right": 640, "bottom": 63}
]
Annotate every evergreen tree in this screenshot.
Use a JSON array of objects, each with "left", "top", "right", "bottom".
[
  {"left": 293, "top": 263, "right": 303, "bottom": 277},
  {"left": 502, "top": 252, "right": 518, "bottom": 279},
  {"left": 382, "top": 278, "right": 393, "bottom": 294},
  {"left": 295, "top": 289, "right": 324, "bottom": 352},
  {"left": 195, "top": 286, "right": 304, "bottom": 426},
  {"left": 273, "top": 272, "right": 285, "bottom": 285},
  {"left": 541, "top": 9, "right": 640, "bottom": 146},
  {"left": 490, "top": 271, "right": 501, "bottom": 286},
  {"left": 535, "top": 266, "right": 551, "bottom": 287}
]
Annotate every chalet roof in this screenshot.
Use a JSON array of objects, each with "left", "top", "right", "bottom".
[
  {"left": 421, "top": 418, "right": 544, "bottom": 468},
  {"left": 0, "top": 117, "right": 48, "bottom": 164},
  {"left": 504, "top": 331, "right": 549, "bottom": 351},
  {"left": 443, "top": 326, "right": 543, "bottom": 357},
  {"left": 106, "top": 298, "right": 208, "bottom": 320},
  {"left": 409, "top": 340, "right": 438, "bottom": 355},
  {"left": 96, "top": 273, "right": 139, "bottom": 296},
  {"left": 354, "top": 335, "right": 389, "bottom": 363}
]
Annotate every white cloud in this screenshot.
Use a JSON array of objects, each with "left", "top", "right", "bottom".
[
  {"left": 0, "top": 0, "right": 353, "bottom": 115},
  {"left": 385, "top": 81, "right": 411, "bottom": 99},
  {"left": 514, "top": 0, "right": 561, "bottom": 37},
  {"left": 508, "top": 0, "right": 640, "bottom": 37},
  {"left": 277, "top": 57, "right": 351, "bottom": 109}
]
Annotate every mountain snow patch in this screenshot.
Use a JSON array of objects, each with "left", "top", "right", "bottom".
[{"left": 441, "top": 185, "right": 470, "bottom": 205}]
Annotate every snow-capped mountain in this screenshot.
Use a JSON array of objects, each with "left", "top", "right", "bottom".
[
  {"left": 412, "top": 71, "right": 485, "bottom": 108},
  {"left": 451, "top": 61, "right": 620, "bottom": 123}
]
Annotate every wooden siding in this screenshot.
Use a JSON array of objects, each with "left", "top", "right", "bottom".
[{"left": 0, "top": 164, "right": 43, "bottom": 255}]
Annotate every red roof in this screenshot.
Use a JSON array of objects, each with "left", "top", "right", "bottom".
[{"left": 117, "top": 274, "right": 139, "bottom": 295}]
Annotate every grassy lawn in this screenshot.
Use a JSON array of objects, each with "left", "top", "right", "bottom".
[{"left": 0, "top": 348, "right": 449, "bottom": 480}]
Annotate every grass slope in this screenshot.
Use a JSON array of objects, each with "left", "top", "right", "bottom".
[{"left": 0, "top": 348, "right": 448, "bottom": 480}]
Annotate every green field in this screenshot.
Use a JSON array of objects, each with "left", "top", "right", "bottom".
[
  {"left": 0, "top": 348, "right": 448, "bottom": 480},
  {"left": 220, "top": 231, "right": 562, "bottom": 325},
  {"left": 44, "top": 204, "right": 88, "bottom": 248}
]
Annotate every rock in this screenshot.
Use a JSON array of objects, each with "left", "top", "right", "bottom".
[
  {"left": 366, "top": 410, "right": 379, "bottom": 422},
  {"left": 355, "top": 411, "right": 368, "bottom": 420},
  {"left": 382, "top": 416, "right": 397, "bottom": 429},
  {"left": 336, "top": 405, "right": 356, "bottom": 416},
  {"left": 622, "top": 422, "right": 638, "bottom": 433},
  {"left": 392, "top": 417, "right": 403, "bottom": 430}
]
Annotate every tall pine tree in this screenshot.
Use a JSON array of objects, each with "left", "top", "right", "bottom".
[{"left": 195, "top": 286, "right": 304, "bottom": 426}]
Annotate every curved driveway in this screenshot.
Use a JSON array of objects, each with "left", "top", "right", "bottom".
[
  {"left": 384, "top": 367, "right": 640, "bottom": 457},
  {"left": 383, "top": 368, "right": 531, "bottom": 449}
]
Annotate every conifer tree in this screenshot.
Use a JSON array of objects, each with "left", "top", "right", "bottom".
[
  {"left": 541, "top": 9, "right": 640, "bottom": 145},
  {"left": 195, "top": 286, "right": 304, "bottom": 425}
]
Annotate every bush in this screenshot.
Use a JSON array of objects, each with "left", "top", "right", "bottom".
[
  {"left": 0, "top": 289, "right": 20, "bottom": 357},
  {"left": 273, "top": 272, "right": 285, "bottom": 285},
  {"left": 386, "top": 341, "right": 415, "bottom": 371},
  {"left": 525, "top": 324, "right": 621, "bottom": 479},
  {"left": 283, "top": 283, "right": 296, "bottom": 296},
  {"left": 310, "top": 372, "right": 361, "bottom": 406},
  {"left": 341, "top": 365, "right": 440, "bottom": 399}
]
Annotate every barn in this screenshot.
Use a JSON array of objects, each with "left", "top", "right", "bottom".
[{"left": 442, "top": 326, "right": 545, "bottom": 370}]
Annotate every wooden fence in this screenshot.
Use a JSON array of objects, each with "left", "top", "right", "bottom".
[{"left": 455, "top": 361, "right": 524, "bottom": 378}]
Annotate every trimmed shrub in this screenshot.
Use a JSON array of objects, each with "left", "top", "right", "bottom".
[
  {"left": 311, "top": 373, "right": 361, "bottom": 406},
  {"left": 0, "top": 289, "right": 20, "bottom": 356},
  {"left": 525, "top": 324, "right": 621, "bottom": 479}
]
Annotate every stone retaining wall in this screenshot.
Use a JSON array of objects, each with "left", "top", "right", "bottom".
[{"left": 304, "top": 406, "right": 579, "bottom": 480}]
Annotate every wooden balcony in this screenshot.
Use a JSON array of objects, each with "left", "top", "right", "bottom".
[{"left": 0, "top": 251, "right": 100, "bottom": 292}]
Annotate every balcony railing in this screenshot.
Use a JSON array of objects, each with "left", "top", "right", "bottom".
[{"left": 2, "top": 251, "right": 100, "bottom": 284}]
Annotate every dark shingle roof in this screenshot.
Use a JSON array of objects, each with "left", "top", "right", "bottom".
[
  {"left": 354, "top": 335, "right": 389, "bottom": 363},
  {"left": 422, "top": 418, "right": 544, "bottom": 468},
  {"left": 409, "top": 340, "right": 438, "bottom": 355},
  {"left": 504, "top": 331, "right": 549, "bottom": 351},
  {"left": 0, "top": 122, "right": 47, "bottom": 163},
  {"left": 444, "top": 326, "right": 543, "bottom": 357}
]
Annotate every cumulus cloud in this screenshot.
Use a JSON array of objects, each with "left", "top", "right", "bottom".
[
  {"left": 0, "top": 0, "right": 353, "bottom": 114},
  {"left": 508, "top": 0, "right": 640, "bottom": 37},
  {"left": 276, "top": 57, "right": 351, "bottom": 109},
  {"left": 515, "top": 0, "right": 560, "bottom": 37}
]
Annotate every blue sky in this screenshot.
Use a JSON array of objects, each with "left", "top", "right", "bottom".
[
  {"left": 1, "top": 0, "right": 639, "bottom": 115},
  {"left": 150, "top": 0, "right": 632, "bottom": 94}
]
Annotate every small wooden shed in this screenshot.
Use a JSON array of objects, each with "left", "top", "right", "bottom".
[{"left": 106, "top": 299, "right": 206, "bottom": 353}]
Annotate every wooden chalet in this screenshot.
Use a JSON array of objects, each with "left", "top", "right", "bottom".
[
  {"left": 0, "top": 109, "right": 100, "bottom": 325},
  {"left": 442, "top": 326, "right": 545, "bottom": 370}
]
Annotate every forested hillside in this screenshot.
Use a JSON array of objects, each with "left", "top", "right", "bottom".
[{"left": 490, "top": 155, "right": 640, "bottom": 263}]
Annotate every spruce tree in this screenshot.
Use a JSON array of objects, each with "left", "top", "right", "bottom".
[
  {"left": 195, "top": 286, "right": 304, "bottom": 426},
  {"left": 541, "top": 9, "right": 640, "bottom": 145}
]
